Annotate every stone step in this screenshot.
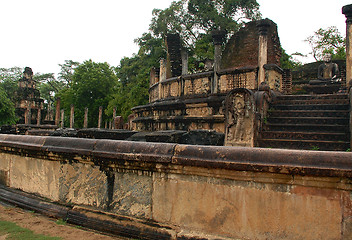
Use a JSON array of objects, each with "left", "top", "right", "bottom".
[
  {"left": 273, "top": 98, "right": 349, "bottom": 106},
  {"left": 257, "top": 139, "right": 350, "bottom": 151},
  {"left": 273, "top": 104, "right": 349, "bottom": 111},
  {"left": 269, "top": 110, "right": 349, "bottom": 118},
  {"left": 275, "top": 94, "right": 348, "bottom": 101},
  {"left": 263, "top": 123, "right": 349, "bottom": 132},
  {"left": 267, "top": 117, "right": 349, "bottom": 125},
  {"left": 260, "top": 131, "right": 350, "bottom": 142}
]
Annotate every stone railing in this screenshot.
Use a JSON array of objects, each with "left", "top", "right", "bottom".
[
  {"left": 148, "top": 65, "right": 285, "bottom": 103},
  {"left": 0, "top": 134, "right": 352, "bottom": 239}
]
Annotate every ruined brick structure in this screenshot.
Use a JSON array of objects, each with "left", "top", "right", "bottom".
[{"left": 221, "top": 19, "right": 281, "bottom": 69}]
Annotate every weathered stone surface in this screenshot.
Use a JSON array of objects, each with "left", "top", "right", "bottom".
[
  {"left": 0, "top": 153, "right": 10, "bottom": 186},
  {"left": 179, "top": 130, "right": 224, "bottom": 146},
  {"left": 224, "top": 89, "right": 255, "bottom": 147},
  {"left": 9, "top": 155, "right": 61, "bottom": 201},
  {"left": 145, "top": 130, "right": 187, "bottom": 143},
  {"left": 153, "top": 174, "right": 342, "bottom": 240},
  {"left": 50, "top": 128, "right": 78, "bottom": 137},
  {"left": 0, "top": 125, "right": 16, "bottom": 134},
  {"left": 1, "top": 135, "right": 352, "bottom": 239},
  {"left": 126, "top": 130, "right": 224, "bottom": 146},
  {"left": 59, "top": 162, "right": 108, "bottom": 209},
  {"left": 111, "top": 172, "right": 152, "bottom": 219},
  {"left": 77, "top": 128, "right": 137, "bottom": 140},
  {"left": 126, "top": 132, "right": 149, "bottom": 142}
]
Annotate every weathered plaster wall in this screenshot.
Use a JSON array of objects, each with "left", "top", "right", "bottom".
[{"left": 0, "top": 135, "right": 352, "bottom": 239}]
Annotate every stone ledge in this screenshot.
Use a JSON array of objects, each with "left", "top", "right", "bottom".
[{"left": 0, "top": 134, "right": 352, "bottom": 179}]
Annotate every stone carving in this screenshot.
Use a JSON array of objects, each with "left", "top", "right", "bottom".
[
  {"left": 310, "top": 54, "right": 340, "bottom": 85},
  {"left": 224, "top": 89, "right": 255, "bottom": 147}
]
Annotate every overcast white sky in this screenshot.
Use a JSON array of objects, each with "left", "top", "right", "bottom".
[{"left": 0, "top": 0, "right": 350, "bottom": 76}]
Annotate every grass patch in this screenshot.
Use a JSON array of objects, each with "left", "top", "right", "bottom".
[
  {"left": 0, "top": 220, "right": 61, "bottom": 240},
  {"left": 55, "top": 219, "right": 66, "bottom": 226},
  {"left": 311, "top": 146, "right": 320, "bottom": 151}
]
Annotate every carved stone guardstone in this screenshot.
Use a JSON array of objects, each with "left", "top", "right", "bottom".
[{"left": 224, "top": 88, "right": 255, "bottom": 147}]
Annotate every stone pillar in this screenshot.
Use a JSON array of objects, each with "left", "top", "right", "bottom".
[
  {"left": 181, "top": 49, "right": 188, "bottom": 75},
  {"left": 60, "top": 109, "right": 64, "bottom": 128},
  {"left": 83, "top": 107, "right": 88, "bottom": 128},
  {"left": 25, "top": 101, "right": 32, "bottom": 125},
  {"left": 55, "top": 97, "right": 61, "bottom": 126},
  {"left": 37, "top": 103, "right": 42, "bottom": 126},
  {"left": 256, "top": 19, "right": 271, "bottom": 89},
  {"left": 70, "top": 104, "right": 74, "bottom": 128},
  {"left": 159, "top": 59, "right": 167, "bottom": 99},
  {"left": 112, "top": 107, "right": 117, "bottom": 129},
  {"left": 98, "top": 106, "right": 103, "bottom": 129},
  {"left": 165, "top": 33, "right": 182, "bottom": 78},
  {"left": 343, "top": 5, "right": 352, "bottom": 89},
  {"left": 211, "top": 30, "right": 226, "bottom": 94}
]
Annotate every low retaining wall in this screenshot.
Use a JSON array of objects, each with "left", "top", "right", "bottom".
[{"left": 0, "top": 134, "right": 351, "bottom": 239}]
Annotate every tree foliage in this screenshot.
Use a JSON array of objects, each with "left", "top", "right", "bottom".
[
  {"left": 305, "top": 26, "right": 346, "bottom": 61},
  {"left": 58, "top": 60, "right": 117, "bottom": 128},
  {"left": 150, "top": 0, "right": 260, "bottom": 46},
  {"left": 0, "top": 67, "right": 23, "bottom": 101},
  {"left": 107, "top": 33, "right": 166, "bottom": 120},
  {"left": 0, "top": 85, "right": 16, "bottom": 125},
  {"left": 280, "top": 48, "right": 302, "bottom": 69},
  {"left": 58, "top": 60, "right": 80, "bottom": 85}
]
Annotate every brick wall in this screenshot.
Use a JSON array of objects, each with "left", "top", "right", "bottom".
[{"left": 221, "top": 19, "right": 281, "bottom": 70}]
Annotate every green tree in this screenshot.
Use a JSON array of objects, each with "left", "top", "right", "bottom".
[
  {"left": 58, "top": 60, "right": 118, "bottom": 128},
  {"left": 0, "top": 67, "right": 23, "bottom": 101},
  {"left": 34, "top": 73, "right": 66, "bottom": 116},
  {"left": 280, "top": 48, "right": 302, "bottom": 69},
  {"left": 107, "top": 33, "right": 166, "bottom": 120},
  {"left": 58, "top": 60, "right": 80, "bottom": 85},
  {"left": 0, "top": 85, "right": 17, "bottom": 125},
  {"left": 305, "top": 26, "right": 346, "bottom": 61}
]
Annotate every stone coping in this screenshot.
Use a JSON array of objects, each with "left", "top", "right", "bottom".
[
  {"left": 263, "top": 63, "right": 284, "bottom": 73},
  {"left": 218, "top": 65, "right": 258, "bottom": 75},
  {"left": 132, "top": 93, "right": 226, "bottom": 111},
  {"left": 0, "top": 134, "right": 351, "bottom": 178}
]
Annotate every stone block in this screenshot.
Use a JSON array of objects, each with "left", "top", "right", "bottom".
[
  {"left": 111, "top": 171, "right": 153, "bottom": 219},
  {"left": 153, "top": 174, "right": 342, "bottom": 240},
  {"left": 77, "top": 128, "right": 137, "bottom": 140},
  {"left": 179, "top": 130, "right": 224, "bottom": 146},
  {"left": 59, "top": 162, "right": 108, "bottom": 209}
]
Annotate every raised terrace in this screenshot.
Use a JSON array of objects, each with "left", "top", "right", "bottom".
[{"left": 0, "top": 134, "right": 352, "bottom": 239}]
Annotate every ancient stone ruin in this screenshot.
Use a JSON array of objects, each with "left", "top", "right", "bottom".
[
  {"left": 131, "top": 16, "right": 351, "bottom": 151},
  {"left": 15, "top": 67, "right": 44, "bottom": 125},
  {"left": 132, "top": 18, "right": 289, "bottom": 147},
  {"left": 1, "top": 5, "right": 352, "bottom": 240}
]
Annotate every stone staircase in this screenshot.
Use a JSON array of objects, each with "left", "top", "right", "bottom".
[{"left": 257, "top": 94, "right": 351, "bottom": 151}]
